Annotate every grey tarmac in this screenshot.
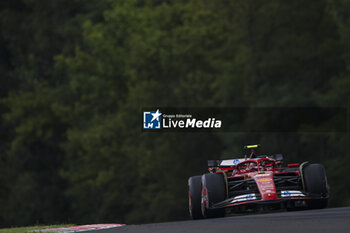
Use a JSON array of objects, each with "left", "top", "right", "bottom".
[{"left": 80, "top": 206, "right": 350, "bottom": 233}]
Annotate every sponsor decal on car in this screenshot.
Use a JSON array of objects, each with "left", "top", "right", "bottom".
[
  {"left": 246, "top": 194, "right": 254, "bottom": 200},
  {"left": 230, "top": 193, "right": 257, "bottom": 203},
  {"left": 220, "top": 159, "right": 245, "bottom": 166},
  {"left": 281, "top": 190, "right": 305, "bottom": 197},
  {"left": 255, "top": 173, "right": 270, "bottom": 177}
]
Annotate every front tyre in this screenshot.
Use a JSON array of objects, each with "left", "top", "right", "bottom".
[
  {"left": 303, "top": 163, "right": 329, "bottom": 209},
  {"left": 201, "top": 173, "right": 225, "bottom": 218},
  {"left": 188, "top": 176, "right": 203, "bottom": 219}
]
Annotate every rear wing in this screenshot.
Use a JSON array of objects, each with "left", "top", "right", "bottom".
[
  {"left": 208, "top": 154, "right": 283, "bottom": 167},
  {"left": 208, "top": 158, "right": 246, "bottom": 167}
]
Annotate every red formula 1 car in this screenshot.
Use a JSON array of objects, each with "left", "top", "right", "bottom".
[{"left": 188, "top": 145, "right": 329, "bottom": 219}]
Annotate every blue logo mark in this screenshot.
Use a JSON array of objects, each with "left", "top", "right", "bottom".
[
  {"left": 246, "top": 194, "right": 254, "bottom": 200},
  {"left": 232, "top": 159, "right": 240, "bottom": 165},
  {"left": 143, "top": 109, "right": 162, "bottom": 129},
  {"left": 283, "top": 191, "right": 291, "bottom": 197}
]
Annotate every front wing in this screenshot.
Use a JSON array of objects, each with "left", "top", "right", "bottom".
[{"left": 211, "top": 191, "right": 327, "bottom": 209}]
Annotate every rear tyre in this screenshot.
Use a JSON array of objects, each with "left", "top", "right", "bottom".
[
  {"left": 303, "top": 163, "right": 329, "bottom": 209},
  {"left": 201, "top": 173, "right": 226, "bottom": 218},
  {"left": 188, "top": 176, "right": 203, "bottom": 219}
]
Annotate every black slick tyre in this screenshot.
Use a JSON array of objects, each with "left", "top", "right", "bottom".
[
  {"left": 303, "top": 163, "right": 329, "bottom": 209},
  {"left": 188, "top": 176, "right": 203, "bottom": 219},
  {"left": 201, "top": 173, "right": 225, "bottom": 218}
]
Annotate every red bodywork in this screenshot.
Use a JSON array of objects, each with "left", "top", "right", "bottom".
[{"left": 208, "top": 157, "right": 312, "bottom": 210}]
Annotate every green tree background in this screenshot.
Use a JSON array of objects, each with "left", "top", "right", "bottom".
[{"left": 0, "top": 0, "right": 349, "bottom": 226}]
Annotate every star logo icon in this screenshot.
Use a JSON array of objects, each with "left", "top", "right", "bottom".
[
  {"left": 143, "top": 109, "right": 162, "bottom": 129},
  {"left": 151, "top": 109, "right": 162, "bottom": 122}
]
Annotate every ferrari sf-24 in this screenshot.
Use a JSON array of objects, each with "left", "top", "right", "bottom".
[{"left": 188, "top": 145, "right": 329, "bottom": 219}]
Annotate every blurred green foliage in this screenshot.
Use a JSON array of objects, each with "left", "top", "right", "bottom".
[{"left": 0, "top": 0, "right": 349, "bottom": 227}]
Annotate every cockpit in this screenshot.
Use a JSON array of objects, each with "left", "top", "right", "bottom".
[{"left": 236, "top": 159, "right": 275, "bottom": 174}]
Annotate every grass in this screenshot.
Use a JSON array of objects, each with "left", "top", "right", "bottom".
[{"left": 0, "top": 224, "right": 75, "bottom": 233}]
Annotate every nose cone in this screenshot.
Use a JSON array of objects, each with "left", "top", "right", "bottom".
[{"left": 253, "top": 172, "right": 277, "bottom": 200}]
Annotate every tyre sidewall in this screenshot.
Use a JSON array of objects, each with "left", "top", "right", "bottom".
[
  {"left": 188, "top": 176, "right": 203, "bottom": 219},
  {"left": 303, "top": 163, "right": 329, "bottom": 209},
  {"left": 201, "top": 173, "right": 226, "bottom": 218}
]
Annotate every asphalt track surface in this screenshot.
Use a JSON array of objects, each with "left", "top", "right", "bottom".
[{"left": 81, "top": 207, "right": 350, "bottom": 233}]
